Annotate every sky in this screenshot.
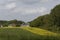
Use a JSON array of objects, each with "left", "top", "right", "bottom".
[{"left": 0, "top": 0, "right": 60, "bottom": 22}]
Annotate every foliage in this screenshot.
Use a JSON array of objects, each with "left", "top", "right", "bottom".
[
  {"left": 29, "top": 16, "right": 44, "bottom": 27},
  {"left": 29, "top": 4, "right": 60, "bottom": 33},
  {"left": 0, "top": 19, "right": 25, "bottom": 27},
  {"left": 0, "top": 28, "right": 60, "bottom": 40},
  {"left": 50, "top": 4, "right": 60, "bottom": 26}
]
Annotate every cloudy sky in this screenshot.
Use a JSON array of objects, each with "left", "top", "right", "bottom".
[{"left": 0, "top": 0, "right": 60, "bottom": 22}]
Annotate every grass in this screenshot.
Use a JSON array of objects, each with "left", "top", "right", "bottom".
[
  {"left": 0, "top": 27, "right": 60, "bottom": 40},
  {"left": 21, "top": 27, "right": 60, "bottom": 36},
  {"left": 0, "top": 28, "right": 41, "bottom": 40}
]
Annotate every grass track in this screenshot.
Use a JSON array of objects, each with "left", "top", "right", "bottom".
[{"left": 21, "top": 27, "right": 60, "bottom": 36}]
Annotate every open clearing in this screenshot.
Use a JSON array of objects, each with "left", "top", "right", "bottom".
[
  {"left": 0, "top": 27, "right": 60, "bottom": 40},
  {"left": 21, "top": 27, "right": 60, "bottom": 36}
]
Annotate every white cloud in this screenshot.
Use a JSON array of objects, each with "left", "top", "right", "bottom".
[
  {"left": 41, "top": 0, "right": 49, "bottom": 2},
  {"left": 24, "top": 7, "right": 47, "bottom": 14},
  {"left": 38, "top": 7, "right": 47, "bottom": 13},
  {"left": 40, "top": 0, "right": 53, "bottom": 3},
  {"left": 5, "top": 2, "right": 16, "bottom": 9},
  {"left": 0, "top": 0, "right": 59, "bottom": 22},
  {"left": 12, "top": 7, "right": 47, "bottom": 15}
]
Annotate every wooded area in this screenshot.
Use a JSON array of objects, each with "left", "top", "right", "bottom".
[
  {"left": 0, "top": 19, "right": 24, "bottom": 27},
  {"left": 29, "top": 4, "right": 60, "bottom": 33}
]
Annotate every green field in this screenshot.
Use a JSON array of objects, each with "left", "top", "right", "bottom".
[{"left": 0, "top": 27, "right": 60, "bottom": 40}]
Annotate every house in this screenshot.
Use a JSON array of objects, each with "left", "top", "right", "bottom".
[
  {"left": 0, "top": 25, "right": 3, "bottom": 27},
  {"left": 8, "top": 23, "right": 21, "bottom": 27},
  {"left": 21, "top": 23, "right": 29, "bottom": 27},
  {"left": 0, "top": 24, "right": 4, "bottom": 27},
  {"left": 8, "top": 23, "right": 17, "bottom": 27}
]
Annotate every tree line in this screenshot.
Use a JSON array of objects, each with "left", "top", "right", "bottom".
[
  {"left": 29, "top": 4, "right": 60, "bottom": 33},
  {"left": 0, "top": 19, "right": 24, "bottom": 27}
]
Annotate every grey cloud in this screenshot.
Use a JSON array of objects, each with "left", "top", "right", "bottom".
[
  {"left": 0, "top": 0, "right": 60, "bottom": 22},
  {"left": 21, "top": 0, "right": 40, "bottom": 5}
]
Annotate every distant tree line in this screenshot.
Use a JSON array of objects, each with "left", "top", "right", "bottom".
[
  {"left": 29, "top": 4, "right": 60, "bottom": 33},
  {"left": 0, "top": 19, "right": 24, "bottom": 27}
]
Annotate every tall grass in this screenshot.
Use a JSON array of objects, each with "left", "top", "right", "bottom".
[{"left": 0, "top": 28, "right": 60, "bottom": 40}]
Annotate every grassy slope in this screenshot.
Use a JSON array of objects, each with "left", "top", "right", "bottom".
[
  {"left": 0, "top": 27, "right": 60, "bottom": 40},
  {"left": 21, "top": 27, "right": 60, "bottom": 36},
  {"left": 0, "top": 28, "right": 41, "bottom": 40}
]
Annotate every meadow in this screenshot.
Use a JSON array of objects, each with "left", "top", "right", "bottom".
[{"left": 0, "top": 27, "right": 60, "bottom": 40}]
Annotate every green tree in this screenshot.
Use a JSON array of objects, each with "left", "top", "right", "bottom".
[
  {"left": 29, "top": 16, "right": 45, "bottom": 27},
  {"left": 9, "top": 19, "right": 24, "bottom": 27},
  {"left": 50, "top": 4, "right": 60, "bottom": 26}
]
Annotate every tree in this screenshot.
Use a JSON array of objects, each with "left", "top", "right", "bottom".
[
  {"left": 29, "top": 16, "right": 45, "bottom": 27},
  {"left": 29, "top": 4, "right": 60, "bottom": 33},
  {"left": 50, "top": 4, "right": 60, "bottom": 26},
  {"left": 9, "top": 19, "right": 24, "bottom": 27}
]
